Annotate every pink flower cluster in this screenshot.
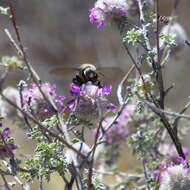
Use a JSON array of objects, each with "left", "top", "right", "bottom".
[
  {"left": 68, "top": 82, "right": 116, "bottom": 120},
  {"left": 158, "top": 159, "right": 190, "bottom": 190},
  {"left": 23, "top": 83, "right": 65, "bottom": 115},
  {"left": 92, "top": 104, "right": 136, "bottom": 144},
  {"left": 0, "top": 122, "right": 17, "bottom": 159},
  {"left": 89, "top": 0, "right": 128, "bottom": 28},
  {"left": 158, "top": 144, "right": 190, "bottom": 164}
]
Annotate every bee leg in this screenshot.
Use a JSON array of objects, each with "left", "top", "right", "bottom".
[{"left": 72, "top": 75, "right": 83, "bottom": 86}]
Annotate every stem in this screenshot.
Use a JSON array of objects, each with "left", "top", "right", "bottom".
[{"left": 155, "top": 0, "right": 165, "bottom": 109}]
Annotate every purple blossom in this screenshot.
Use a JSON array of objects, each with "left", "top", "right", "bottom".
[
  {"left": 92, "top": 104, "right": 135, "bottom": 144},
  {"left": 2, "top": 128, "right": 10, "bottom": 138},
  {"left": 89, "top": 0, "right": 128, "bottom": 28},
  {"left": 69, "top": 82, "right": 114, "bottom": 120},
  {"left": 106, "top": 122, "right": 129, "bottom": 144},
  {"left": 70, "top": 83, "right": 81, "bottom": 96},
  {"left": 0, "top": 143, "right": 17, "bottom": 159},
  {"left": 23, "top": 82, "right": 65, "bottom": 116},
  {"left": 158, "top": 144, "right": 190, "bottom": 164},
  {"left": 89, "top": 8, "right": 105, "bottom": 28},
  {"left": 159, "top": 163, "right": 190, "bottom": 190},
  {"left": 102, "top": 85, "right": 112, "bottom": 95}
]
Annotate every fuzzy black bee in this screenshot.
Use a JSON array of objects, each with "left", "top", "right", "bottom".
[
  {"left": 158, "top": 15, "right": 169, "bottom": 24},
  {"left": 50, "top": 63, "right": 123, "bottom": 87},
  {"left": 72, "top": 64, "right": 101, "bottom": 86}
]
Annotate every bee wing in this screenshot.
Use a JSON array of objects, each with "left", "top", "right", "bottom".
[
  {"left": 49, "top": 67, "right": 78, "bottom": 75},
  {"left": 96, "top": 67, "right": 123, "bottom": 77}
]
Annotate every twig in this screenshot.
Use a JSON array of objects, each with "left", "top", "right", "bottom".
[
  {"left": 173, "top": 100, "right": 190, "bottom": 132},
  {"left": 143, "top": 98, "right": 189, "bottom": 163},
  {"left": 0, "top": 92, "right": 86, "bottom": 158},
  {"left": 141, "top": 154, "right": 151, "bottom": 190},
  {"left": 117, "top": 64, "right": 135, "bottom": 105},
  {"left": 87, "top": 116, "right": 105, "bottom": 189},
  {"left": 164, "top": 83, "right": 175, "bottom": 96},
  {"left": 3, "top": 161, "right": 31, "bottom": 190},
  {"left": 38, "top": 176, "right": 43, "bottom": 190},
  {"left": 155, "top": 0, "right": 165, "bottom": 109},
  {"left": 1, "top": 173, "right": 10, "bottom": 189},
  {"left": 144, "top": 99, "right": 190, "bottom": 120}
]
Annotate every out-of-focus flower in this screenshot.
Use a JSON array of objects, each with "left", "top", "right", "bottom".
[
  {"left": 0, "top": 87, "right": 22, "bottom": 119},
  {"left": 23, "top": 82, "right": 65, "bottom": 118},
  {"left": 89, "top": 0, "right": 128, "bottom": 28},
  {"left": 68, "top": 82, "right": 115, "bottom": 120},
  {"left": 158, "top": 144, "right": 190, "bottom": 164},
  {"left": 159, "top": 164, "right": 190, "bottom": 190},
  {"left": 0, "top": 186, "right": 12, "bottom": 190},
  {"left": 160, "top": 22, "right": 188, "bottom": 56},
  {"left": 1, "top": 56, "right": 24, "bottom": 69},
  {"left": 0, "top": 123, "right": 17, "bottom": 159},
  {"left": 92, "top": 104, "right": 136, "bottom": 144},
  {"left": 0, "top": 83, "right": 65, "bottom": 120}
]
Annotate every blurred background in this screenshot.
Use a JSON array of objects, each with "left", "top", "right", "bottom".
[{"left": 0, "top": 0, "right": 190, "bottom": 189}]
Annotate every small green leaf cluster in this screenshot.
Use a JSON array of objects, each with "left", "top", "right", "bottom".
[
  {"left": 21, "top": 142, "right": 67, "bottom": 181},
  {"left": 83, "top": 174, "right": 107, "bottom": 190},
  {"left": 127, "top": 108, "right": 163, "bottom": 186},
  {"left": 160, "top": 33, "right": 177, "bottom": 47},
  {"left": 123, "top": 28, "right": 143, "bottom": 46},
  {"left": 1, "top": 56, "right": 24, "bottom": 69},
  {"left": 0, "top": 6, "right": 10, "bottom": 16}
]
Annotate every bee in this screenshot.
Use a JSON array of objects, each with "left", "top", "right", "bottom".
[
  {"left": 72, "top": 64, "right": 100, "bottom": 86},
  {"left": 50, "top": 63, "right": 122, "bottom": 87},
  {"left": 157, "top": 15, "right": 169, "bottom": 24}
]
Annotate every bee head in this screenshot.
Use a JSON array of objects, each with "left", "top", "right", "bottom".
[{"left": 83, "top": 67, "right": 98, "bottom": 82}]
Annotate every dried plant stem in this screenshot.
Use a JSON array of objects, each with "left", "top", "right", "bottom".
[{"left": 117, "top": 64, "right": 135, "bottom": 105}]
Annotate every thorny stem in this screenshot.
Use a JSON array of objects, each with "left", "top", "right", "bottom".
[
  {"left": 135, "top": 0, "right": 188, "bottom": 164},
  {"left": 38, "top": 176, "right": 44, "bottom": 190},
  {"left": 117, "top": 64, "right": 135, "bottom": 105},
  {"left": 1, "top": 173, "right": 10, "bottom": 189},
  {"left": 144, "top": 99, "right": 188, "bottom": 163},
  {"left": 173, "top": 100, "right": 190, "bottom": 132},
  {"left": 141, "top": 153, "right": 151, "bottom": 190},
  {"left": 87, "top": 117, "right": 105, "bottom": 189},
  {"left": 155, "top": 0, "right": 165, "bottom": 109},
  {"left": 136, "top": 0, "right": 151, "bottom": 51},
  {"left": 3, "top": 161, "right": 31, "bottom": 190}
]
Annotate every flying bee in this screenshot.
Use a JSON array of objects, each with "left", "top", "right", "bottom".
[
  {"left": 72, "top": 64, "right": 100, "bottom": 86},
  {"left": 158, "top": 15, "right": 169, "bottom": 24},
  {"left": 50, "top": 63, "right": 123, "bottom": 87}
]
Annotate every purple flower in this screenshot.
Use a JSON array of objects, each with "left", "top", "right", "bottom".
[
  {"left": 23, "top": 82, "right": 65, "bottom": 117},
  {"left": 0, "top": 143, "right": 17, "bottom": 159},
  {"left": 68, "top": 82, "right": 114, "bottom": 120},
  {"left": 70, "top": 83, "right": 81, "bottom": 96},
  {"left": 89, "top": 0, "right": 128, "bottom": 28},
  {"left": 102, "top": 85, "right": 112, "bottom": 95},
  {"left": 159, "top": 163, "right": 190, "bottom": 190},
  {"left": 2, "top": 128, "right": 10, "bottom": 138},
  {"left": 158, "top": 144, "right": 190, "bottom": 164},
  {"left": 89, "top": 8, "right": 105, "bottom": 28},
  {"left": 106, "top": 103, "right": 117, "bottom": 110}
]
